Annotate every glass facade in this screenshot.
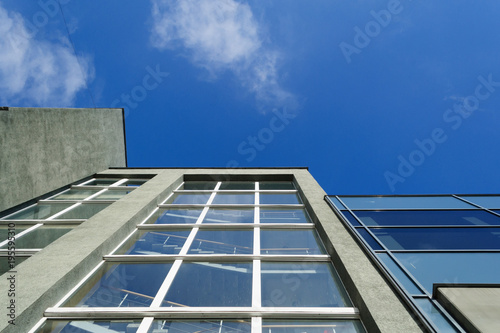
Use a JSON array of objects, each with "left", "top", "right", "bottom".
[
  {"left": 327, "top": 194, "right": 500, "bottom": 333},
  {"left": 0, "top": 177, "right": 148, "bottom": 275},
  {"left": 33, "top": 180, "right": 365, "bottom": 333}
]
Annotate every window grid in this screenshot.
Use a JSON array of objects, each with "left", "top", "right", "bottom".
[
  {"left": 33, "top": 181, "right": 364, "bottom": 333},
  {"left": 326, "top": 195, "right": 500, "bottom": 333}
]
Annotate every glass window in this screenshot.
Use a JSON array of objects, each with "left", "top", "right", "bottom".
[
  {"left": 351, "top": 210, "right": 500, "bottom": 226},
  {"left": 260, "top": 230, "right": 326, "bottom": 255},
  {"left": 459, "top": 196, "right": 500, "bottom": 209},
  {"left": 146, "top": 209, "right": 203, "bottom": 224},
  {"left": 0, "top": 226, "right": 29, "bottom": 243},
  {"left": 115, "top": 230, "right": 191, "bottom": 255},
  {"left": 92, "top": 189, "right": 134, "bottom": 200},
  {"left": 414, "top": 299, "right": 460, "bottom": 333},
  {"left": 2, "top": 203, "right": 72, "bottom": 220},
  {"left": 63, "top": 263, "right": 172, "bottom": 307},
  {"left": 339, "top": 196, "right": 475, "bottom": 210},
  {"left": 83, "top": 179, "right": 121, "bottom": 186},
  {"left": 261, "top": 262, "right": 351, "bottom": 307},
  {"left": 50, "top": 189, "right": 99, "bottom": 200},
  {"left": 394, "top": 252, "right": 500, "bottom": 294},
  {"left": 149, "top": 320, "right": 251, "bottom": 333},
  {"left": 189, "top": 230, "right": 253, "bottom": 254},
  {"left": 203, "top": 208, "right": 254, "bottom": 224},
  {"left": 35, "top": 320, "right": 141, "bottom": 333},
  {"left": 260, "top": 209, "right": 310, "bottom": 223},
  {"left": 163, "top": 262, "right": 252, "bottom": 307},
  {"left": 262, "top": 320, "right": 366, "bottom": 333},
  {"left": 357, "top": 229, "right": 383, "bottom": 250},
  {"left": 260, "top": 193, "right": 301, "bottom": 205},
  {"left": 377, "top": 253, "right": 422, "bottom": 295},
  {"left": 341, "top": 211, "right": 361, "bottom": 226},
  {"left": 178, "top": 182, "right": 217, "bottom": 190},
  {"left": 327, "top": 196, "right": 346, "bottom": 210},
  {"left": 212, "top": 193, "right": 254, "bottom": 205},
  {"left": 370, "top": 227, "right": 500, "bottom": 250},
  {"left": 259, "top": 182, "right": 295, "bottom": 190},
  {"left": 219, "top": 182, "right": 255, "bottom": 190},
  {"left": 57, "top": 203, "right": 109, "bottom": 219},
  {"left": 0, "top": 226, "right": 72, "bottom": 249},
  {"left": 0, "top": 256, "right": 29, "bottom": 275},
  {"left": 168, "top": 193, "right": 212, "bottom": 205}
]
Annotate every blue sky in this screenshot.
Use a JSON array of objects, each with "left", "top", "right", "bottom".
[{"left": 1, "top": 0, "right": 500, "bottom": 195}]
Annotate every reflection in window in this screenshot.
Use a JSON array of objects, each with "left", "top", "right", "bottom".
[
  {"left": 413, "top": 299, "right": 459, "bottom": 333},
  {"left": 260, "top": 194, "right": 301, "bottom": 205},
  {"left": 339, "top": 196, "right": 474, "bottom": 210},
  {"left": 51, "top": 189, "right": 99, "bottom": 200},
  {"left": 459, "top": 196, "right": 500, "bottom": 209},
  {"left": 147, "top": 209, "right": 203, "bottom": 224},
  {"left": 164, "top": 262, "right": 252, "bottom": 307},
  {"left": 261, "top": 262, "right": 351, "bottom": 307},
  {"left": 178, "top": 182, "right": 217, "bottom": 190},
  {"left": 2, "top": 203, "right": 72, "bottom": 220},
  {"left": 189, "top": 230, "right": 253, "bottom": 254},
  {"left": 260, "top": 209, "right": 310, "bottom": 223},
  {"left": 212, "top": 193, "right": 254, "bottom": 205},
  {"left": 149, "top": 320, "right": 251, "bottom": 333},
  {"left": 116, "top": 230, "right": 191, "bottom": 255},
  {"left": 260, "top": 230, "right": 325, "bottom": 255},
  {"left": 169, "top": 193, "right": 211, "bottom": 205},
  {"left": 219, "top": 182, "right": 255, "bottom": 190},
  {"left": 262, "top": 320, "right": 366, "bottom": 333},
  {"left": 35, "top": 320, "right": 141, "bottom": 333},
  {"left": 0, "top": 226, "right": 72, "bottom": 249},
  {"left": 204, "top": 208, "right": 254, "bottom": 223}
]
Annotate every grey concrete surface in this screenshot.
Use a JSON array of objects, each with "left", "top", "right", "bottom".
[
  {"left": 437, "top": 287, "right": 500, "bottom": 333},
  {"left": 0, "top": 107, "right": 126, "bottom": 212}
]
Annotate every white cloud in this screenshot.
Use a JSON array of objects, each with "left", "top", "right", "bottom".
[
  {"left": 0, "top": 4, "right": 93, "bottom": 106},
  {"left": 150, "top": 0, "right": 297, "bottom": 111}
]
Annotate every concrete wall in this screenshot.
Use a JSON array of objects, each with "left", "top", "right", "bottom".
[{"left": 0, "top": 107, "right": 126, "bottom": 212}]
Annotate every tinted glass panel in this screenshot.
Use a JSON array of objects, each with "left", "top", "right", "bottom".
[
  {"left": 203, "top": 208, "right": 254, "bottom": 223},
  {"left": 179, "top": 182, "right": 217, "bottom": 190},
  {"left": 377, "top": 253, "right": 422, "bottom": 295},
  {"left": 36, "top": 320, "right": 141, "bottom": 333},
  {"left": 352, "top": 210, "right": 500, "bottom": 226},
  {"left": 262, "top": 320, "right": 366, "bottom": 333},
  {"left": 63, "top": 263, "right": 172, "bottom": 307},
  {"left": 339, "top": 196, "right": 474, "bottom": 210},
  {"left": 261, "top": 262, "right": 351, "bottom": 307},
  {"left": 460, "top": 196, "right": 500, "bottom": 209},
  {"left": 169, "top": 193, "right": 211, "bottom": 204},
  {"left": 147, "top": 209, "right": 203, "bottom": 224},
  {"left": 371, "top": 227, "right": 500, "bottom": 250},
  {"left": 341, "top": 211, "right": 361, "bottom": 226},
  {"left": 0, "top": 226, "right": 28, "bottom": 243},
  {"left": 414, "top": 299, "right": 460, "bottom": 333},
  {"left": 212, "top": 193, "right": 254, "bottom": 205},
  {"left": 164, "top": 262, "right": 252, "bottom": 307},
  {"left": 189, "top": 230, "right": 253, "bottom": 254},
  {"left": 219, "top": 182, "right": 255, "bottom": 190},
  {"left": 57, "top": 203, "right": 109, "bottom": 219},
  {"left": 3, "top": 203, "right": 72, "bottom": 220},
  {"left": 327, "top": 196, "right": 346, "bottom": 210},
  {"left": 260, "top": 193, "right": 301, "bottom": 205},
  {"left": 357, "top": 229, "right": 383, "bottom": 250},
  {"left": 261, "top": 230, "right": 325, "bottom": 255},
  {"left": 51, "top": 189, "right": 99, "bottom": 200},
  {"left": 395, "top": 253, "right": 500, "bottom": 294},
  {"left": 92, "top": 190, "right": 133, "bottom": 200},
  {"left": 116, "top": 230, "right": 190, "bottom": 255},
  {"left": 0, "top": 226, "right": 72, "bottom": 249},
  {"left": 259, "top": 182, "right": 295, "bottom": 190},
  {"left": 149, "top": 320, "right": 251, "bottom": 333},
  {"left": 260, "top": 209, "right": 310, "bottom": 223},
  {"left": 83, "top": 179, "right": 120, "bottom": 186}
]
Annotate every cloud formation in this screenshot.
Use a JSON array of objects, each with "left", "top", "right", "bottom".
[
  {"left": 0, "top": 4, "right": 93, "bottom": 106},
  {"left": 150, "top": 0, "right": 297, "bottom": 111}
]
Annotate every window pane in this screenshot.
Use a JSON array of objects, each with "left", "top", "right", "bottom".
[
  {"left": 414, "top": 299, "right": 460, "bottom": 333},
  {"left": 339, "top": 196, "right": 475, "bottom": 210},
  {"left": 370, "top": 227, "right": 500, "bottom": 250},
  {"left": 262, "top": 320, "right": 366, "bottom": 333},
  {"left": 219, "top": 182, "right": 255, "bottom": 190},
  {"left": 260, "top": 209, "right": 310, "bottom": 223},
  {"left": 35, "top": 320, "right": 141, "bottom": 333},
  {"left": 0, "top": 226, "right": 28, "bottom": 242},
  {"left": 0, "top": 226, "right": 72, "bottom": 249},
  {"left": 377, "top": 253, "right": 422, "bottom": 295},
  {"left": 82, "top": 179, "right": 121, "bottom": 186},
  {"left": 352, "top": 210, "right": 500, "bottom": 226},
  {"left": 395, "top": 252, "right": 500, "bottom": 294},
  {"left": 63, "top": 263, "right": 172, "bottom": 307},
  {"left": 341, "top": 211, "right": 361, "bottom": 226},
  {"left": 147, "top": 209, "right": 203, "bottom": 224},
  {"left": 189, "top": 230, "right": 253, "bottom": 254},
  {"left": 459, "top": 196, "right": 500, "bottom": 209},
  {"left": 149, "top": 320, "right": 251, "bottom": 333},
  {"left": 212, "top": 193, "right": 254, "bottom": 205},
  {"left": 261, "top": 230, "right": 326, "bottom": 255},
  {"left": 203, "top": 208, "right": 254, "bottom": 223},
  {"left": 0, "top": 256, "right": 29, "bottom": 275},
  {"left": 179, "top": 182, "right": 217, "bottom": 190},
  {"left": 327, "top": 196, "right": 346, "bottom": 210},
  {"left": 261, "top": 262, "right": 351, "bottom": 307},
  {"left": 116, "top": 230, "right": 190, "bottom": 255},
  {"left": 168, "top": 193, "right": 212, "bottom": 204},
  {"left": 2, "top": 203, "right": 72, "bottom": 220},
  {"left": 92, "top": 189, "right": 134, "bottom": 200},
  {"left": 357, "top": 229, "right": 383, "bottom": 250},
  {"left": 51, "top": 189, "right": 99, "bottom": 200},
  {"left": 57, "top": 203, "right": 109, "bottom": 219},
  {"left": 260, "top": 193, "right": 301, "bottom": 205},
  {"left": 163, "top": 262, "right": 252, "bottom": 307},
  {"left": 259, "top": 182, "right": 295, "bottom": 190}
]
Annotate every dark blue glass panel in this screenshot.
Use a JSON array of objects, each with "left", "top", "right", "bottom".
[
  {"left": 357, "top": 229, "right": 383, "bottom": 250},
  {"left": 148, "top": 209, "right": 203, "bottom": 224},
  {"left": 36, "top": 320, "right": 140, "bottom": 333},
  {"left": 371, "top": 227, "right": 500, "bottom": 250},
  {"left": 377, "top": 253, "right": 422, "bottom": 295},
  {"left": 339, "top": 196, "right": 474, "bottom": 209},
  {"left": 262, "top": 320, "right": 366, "bottom": 333},
  {"left": 414, "top": 299, "right": 460, "bottom": 332},
  {"left": 352, "top": 210, "right": 500, "bottom": 226},
  {"left": 189, "top": 230, "right": 253, "bottom": 254},
  {"left": 63, "top": 263, "right": 172, "bottom": 307},
  {"left": 341, "top": 211, "right": 361, "bottom": 226},
  {"left": 149, "top": 320, "right": 251, "bottom": 333},
  {"left": 260, "top": 193, "right": 301, "bottom": 205},
  {"left": 163, "top": 262, "right": 252, "bottom": 307}
]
